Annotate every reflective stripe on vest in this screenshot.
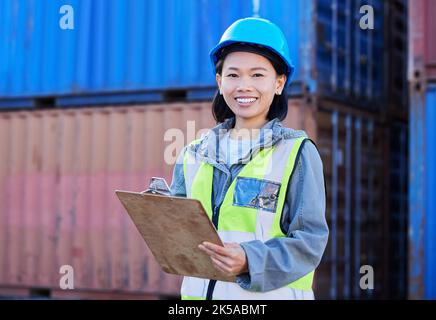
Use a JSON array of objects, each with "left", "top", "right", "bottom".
[{"left": 181, "top": 136, "right": 315, "bottom": 299}]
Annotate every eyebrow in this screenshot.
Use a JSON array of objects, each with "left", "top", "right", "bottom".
[{"left": 227, "top": 67, "right": 268, "bottom": 71}]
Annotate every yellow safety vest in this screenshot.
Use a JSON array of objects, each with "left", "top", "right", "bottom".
[{"left": 181, "top": 136, "right": 315, "bottom": 300}]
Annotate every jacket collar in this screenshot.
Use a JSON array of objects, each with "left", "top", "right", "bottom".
[{"left": 186, "top": 117, "right": 306, "bottom": 168}]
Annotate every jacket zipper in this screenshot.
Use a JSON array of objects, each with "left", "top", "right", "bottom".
[{"left": 206, "top": 204, "right": 221, "bottom": 300}]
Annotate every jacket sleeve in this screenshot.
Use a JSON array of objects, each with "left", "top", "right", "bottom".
[
  {"left": 237, "top": 140, "right": 329, "bottom": 292},
  {"left": 169, "top": 145, "right": 187, "bottom": 197}
]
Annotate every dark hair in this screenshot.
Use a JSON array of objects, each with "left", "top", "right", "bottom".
[{"left": 212, "top": 43, "right": 289, "bottom": 124}]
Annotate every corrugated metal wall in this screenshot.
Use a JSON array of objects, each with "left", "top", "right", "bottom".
[
  {"left": 424, "top": 86, "right": 436, "bottom": 299},
  {"left": 0, "top": 100, "right": 317, "bottom": 299},
  {"left": 0, "top": 0, "right": 390, "bottom": 108},
  {"left": 316, "top": 0, "right": 385, "bottom": 104},
  {"left": 0, "top": 102, "right": 221, "bottom": 298},
  {"left": 386, "top": 0, "right": 408, "bottom": 114},
  {"left": 312, "top": 103, "right": 390, "bottom": 299},
  {"left": 0, "top": 0, "right": 308, "bottom": 98},
  {"left": 408, "top": 0, "right": 436, "bottom": 82},
  {"left": 408, "top": 0, "right": 436, "bottom": 300},
  {"left": 388, "top": 120, "right": 408, "bottom": 299},
  {"left": 0, "top": 100, "right": 318, "bottom": 298},
  {"left": 408, "top": 84, "right": 436, "bottom": 300},
  {"left": 0, "top": 97, "right": 406, "bottom": 299}
]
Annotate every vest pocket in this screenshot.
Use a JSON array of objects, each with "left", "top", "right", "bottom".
[{"left": 233, "top": 177, "right": 281, "bottom": 212}]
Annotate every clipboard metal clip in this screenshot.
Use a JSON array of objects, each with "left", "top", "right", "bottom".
[{"left": 141, "top": 177, "right": 171, "bottom": 196}]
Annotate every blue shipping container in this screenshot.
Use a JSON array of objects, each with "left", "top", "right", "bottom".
[
  {"left": 409, "top": 83, "right": 436, "bottom": 299},
  {"left": 0, "top": 0, "right": 386, "bottom": 107}
]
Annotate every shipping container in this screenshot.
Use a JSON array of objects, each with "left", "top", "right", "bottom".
[
  {"left": 0, "top": 0, "right": 391, "bottom": 109},
  {"left": 385, "top": 0, "right": 408, "bottom": 116},
  {"left": 387, "top": 120, "right": 408, "bottom": 299},
  {"left": 309, "top": 101, "right": 391, "bottom": 299},
  {"left": 0, "top": 97, "right": 408, "bottom": 299},
  {"left": 408, "top": 84, "right": 436, "bottom": 300},
  {"left": 408, "top": 0, "right": 436, "bottom": 83},
  {"left": 285, "top": 99, "right": 407, "bottom": 300},
  {"left": 316, "top": 0, "right": 385, "bottom": 105},
  {"left": 0, "top": 102, "right": 217, "bottom": 299},
  {"left": 407, "top": 0, "right": 436, "bottom": 300}
]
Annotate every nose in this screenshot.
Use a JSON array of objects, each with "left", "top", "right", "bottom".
[{"left": 236, "top": 76, "right": 254, "bottom": 92}]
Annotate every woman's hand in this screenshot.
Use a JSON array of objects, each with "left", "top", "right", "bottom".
[{"left": 198, "top": 242, "right": 248, "bottom": 276}]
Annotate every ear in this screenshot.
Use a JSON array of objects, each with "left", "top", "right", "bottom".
[
  {"left": 216, "top": 73, "right": 222, "bottom": 94},
  {"left": 276, "top": 74, "right": 287, "bottom": 94}
]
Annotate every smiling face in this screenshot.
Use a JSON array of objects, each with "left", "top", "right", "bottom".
[{"left": 216, "top": 51, "right": 286, "bottom": 128}]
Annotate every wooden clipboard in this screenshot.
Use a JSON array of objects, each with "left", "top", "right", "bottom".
[{"left": 115, "top": 190, "right": 236, "bottom": 282}]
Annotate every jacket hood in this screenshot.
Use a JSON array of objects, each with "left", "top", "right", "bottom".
[{"left": 186, "top": 117, "right": 307, "bottom": 167}]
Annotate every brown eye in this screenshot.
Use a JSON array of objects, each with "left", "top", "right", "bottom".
[{"left": 253, "top": 73, "right": 264, "bottom": 77}]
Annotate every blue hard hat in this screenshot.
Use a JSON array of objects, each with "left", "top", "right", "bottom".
[{"left": 209, "top": 17, "right": 295, "bottom": 86}]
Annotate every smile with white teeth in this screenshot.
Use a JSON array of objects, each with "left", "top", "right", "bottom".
[{"left": 236, "top": 97, "right": 257, "bottom": 104}]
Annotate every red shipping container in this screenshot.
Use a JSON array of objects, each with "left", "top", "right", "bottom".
[{"left": 409, "top": 0, "right": 436, "bottom": 82}]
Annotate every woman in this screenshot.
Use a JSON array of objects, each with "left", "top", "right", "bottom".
[{"left": 170, "top": 17, "right": 329, "bottom": 300}]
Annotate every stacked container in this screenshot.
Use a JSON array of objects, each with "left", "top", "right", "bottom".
[
  {"left": 0, "top": 103, "right": 217, "bottom": 299},
  {"left": 1, "top": 0, "right": 388, "bottom": 109},
  {"left": 0, "top": 0, "right": 411, "bottom": 299},
  {"left": 408, "top": 0, "right": 436, "bottom": 300}
]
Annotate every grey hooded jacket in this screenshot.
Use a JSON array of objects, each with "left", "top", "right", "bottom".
[{"left": 170, "top": 117, "right": 329, "bottom": 292}]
